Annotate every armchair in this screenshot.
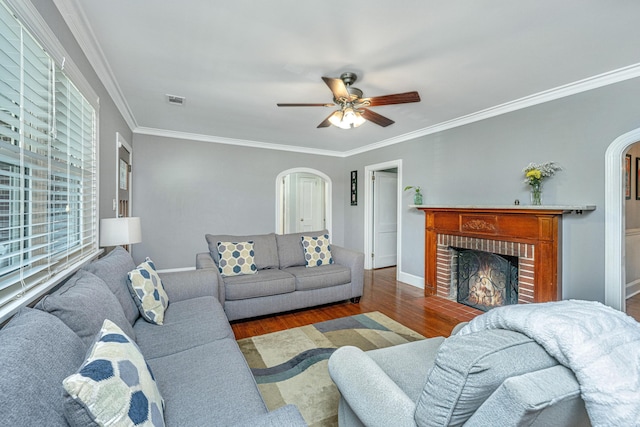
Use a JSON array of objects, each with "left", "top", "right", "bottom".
[{"left": 328, "top": 326, "right": 590, "bottom": 427}]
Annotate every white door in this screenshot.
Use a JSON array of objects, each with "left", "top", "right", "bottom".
[
  {"left": 373, "top": 171, "right": 398, "bottom": 268},
  {"left": 296, "top": 174, "right": 325, "bottom": 232}
]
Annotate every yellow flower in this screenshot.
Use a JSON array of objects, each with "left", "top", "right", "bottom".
[{"left": 526, "top": 170, "right": 542, "bottom": 180}]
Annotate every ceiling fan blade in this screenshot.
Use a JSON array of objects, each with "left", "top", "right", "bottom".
[
  {"left": 363, "top": 91, "right": 420, "bottom": 107},
  {"left": 322, "top": 77, "right": 350, "bottom": 101},
  {"left": 317, "top": 112, "right": 334, "bottom": 128},
  {"left": 361, "top": 108, "right": 395, "bottom": 127},
  {"left": 277, "top": 103, "right": 334, "bottom": 107}
]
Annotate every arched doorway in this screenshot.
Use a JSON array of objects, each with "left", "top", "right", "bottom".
[
  {"left": 604, "top": 127, "right": 640, "bottom": 310},
  {"left": 275, "top": 168, "right": 332, "bottom": 235}
]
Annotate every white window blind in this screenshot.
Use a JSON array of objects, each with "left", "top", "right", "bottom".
[{"left": 0, "top": 0, "right": 98, "bottom": 321}]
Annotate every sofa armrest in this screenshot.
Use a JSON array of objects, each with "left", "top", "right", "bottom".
[
  {"left": 196, "top": 252, "right": 217, "bottom": 269},
  {"left": 158, "top": 269, "right": 220, "bottom": 303},
  {"left": 195, "top": 252, "right": 226, "bottom": 303},
  {"left": 331, "top": 245, "right": 364, "bottom": 299},
  {"left": 230, "top": 405, "right": 307, "bottom": 427},
  {"left": 328, "top": 346, "right": 417, "bottom": 427},
  {"left": 464, "top": 365, "right": 590, "bottom": 427}
]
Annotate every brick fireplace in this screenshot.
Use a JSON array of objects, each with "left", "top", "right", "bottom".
[
  {"left": 436, "top": 234, "right": 535, "bottom": 308},
  {"left": 417, "top": 206, "right": 588, "bottom": 306}
]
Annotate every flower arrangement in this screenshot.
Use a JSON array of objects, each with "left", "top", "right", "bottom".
[
  {"left": 404, "top": 185, "right": 423, "bottom": 205},
  {"left": 522, "top": 161, "right": 561, "bottom": 205}
]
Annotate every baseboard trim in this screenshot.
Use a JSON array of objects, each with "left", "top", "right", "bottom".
[
  {"left": 626, "top": 279, "right": 640, "bottom": 298},
  {"left": 398, "top": 271, "right": 424, "bottom": 289},
  {"left": 157, "top": 266, "right": 196, "bottom": 273}
]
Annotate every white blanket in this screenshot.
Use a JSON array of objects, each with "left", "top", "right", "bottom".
[{"left": 458, "top": 300, "right": 640, "bottom": 427}]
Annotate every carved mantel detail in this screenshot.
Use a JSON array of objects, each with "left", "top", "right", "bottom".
[{"left": 460, "top": 215, "right": 498, "bottom": 233}]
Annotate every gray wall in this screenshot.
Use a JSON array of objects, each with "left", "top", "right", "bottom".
[
  {"left": 344, "top": 77, "right": 640, "bottom": 302},
  {"left": 131, "top": 78, "right": 640, "bottom": 303},
  {"left": 131, "top": 135, "right": 345, "bottom": 268},
  {"left": 32, "top": 0, "right": 134, "bottom": 221}
]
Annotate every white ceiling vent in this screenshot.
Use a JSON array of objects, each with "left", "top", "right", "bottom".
[{"left": 166, "top": 94, "right": 186, "bottom": 106}]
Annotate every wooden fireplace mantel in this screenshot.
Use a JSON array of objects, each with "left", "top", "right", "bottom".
[{"left": 415, "top": 205, "right": 595, "bottom": 303}]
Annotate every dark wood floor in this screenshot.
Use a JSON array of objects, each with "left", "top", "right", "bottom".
[
  {"left": 231, "top": 268, "right": 640, "bottom": 340},
  {"left": 627, "top": 293, "right": 640, "bottom": 322},
  {"left": 231, "top": 267, "right": 479, "bottom": 340}
]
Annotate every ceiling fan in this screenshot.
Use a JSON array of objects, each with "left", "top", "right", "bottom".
[{"left": 277, "top": 72, "right": 420, "bottom": 129}]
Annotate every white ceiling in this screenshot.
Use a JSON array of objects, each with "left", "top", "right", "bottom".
[{"left": 54, "top": 0, "right": 640, "bottom": 156}]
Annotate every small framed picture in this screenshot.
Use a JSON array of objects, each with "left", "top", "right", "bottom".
[
  {"left": 350, "top": 170, "right": 357, "bottom": 206},
  {"left": 119, "top": 158, "right": 129, "bottom": 191},
  {"left": 625, "top": 154, "right": 631, "bottom": 200},
  {"left": 635, "top": 157, "right": 640, "bottom": 200}
]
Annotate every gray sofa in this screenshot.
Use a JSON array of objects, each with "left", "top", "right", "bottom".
[
  {"left": 0, "top": 247, "right": 306, "bottom": 427},
  {"left": 196, "top": 231, "right": 364, "bottom": 321},
  {"left": 328, "top": 323, "right": 591, "bottom": 427}
]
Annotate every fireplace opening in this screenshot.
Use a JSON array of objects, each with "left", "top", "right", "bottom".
[{"left": 452, "top": 248, "right": 518, "bottom": 312}]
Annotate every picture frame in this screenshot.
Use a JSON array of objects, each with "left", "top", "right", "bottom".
[
  {"left": 350, "top": 170, "right": 357, "bottom": 206},
  {"left": 625, "top": 154, "right": 631, "bottom": 200},
  {"left": 636, "top": 157, "right": 640, "bottom": 201},
  {"left": 119, "top": 158, "right": 129, "bottom": 191}
]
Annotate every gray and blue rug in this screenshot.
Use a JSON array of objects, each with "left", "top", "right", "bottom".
[{"left": 237, "top": 312, "right": 424, "bottom": 427}]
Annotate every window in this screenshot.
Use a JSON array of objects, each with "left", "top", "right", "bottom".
[{"left": 0, "top": 0, "right": 98, "bottom": 322}]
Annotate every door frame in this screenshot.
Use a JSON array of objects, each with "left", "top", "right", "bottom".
[
  {"left": 116, "top": 132, "right": 132, "bottom": 217},
  {"left": 605, "top": 126, "right": 640, "bottom": 311},
  {"left": 275, "top": 167, "right": 332, "bottom": 236},
  {"left": 364, "top": 159, "right": 403, "bottom": 273}
]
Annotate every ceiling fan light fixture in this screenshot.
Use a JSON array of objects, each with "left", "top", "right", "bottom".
[{"left": 329, "top": 107, "right": 365, "bottom": 129}]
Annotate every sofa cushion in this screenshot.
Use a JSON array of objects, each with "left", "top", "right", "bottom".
[
  {"left": 276, "top": 229, "right": 328, "bottom": 268},
  {"left": 135, "top": 296, "right": 234, "bottom": 360},
  {"left": 128, "top": 258, "right": 169, "bottom": 325},
  {"left": 63, "top": 320, "right": 164, "bottom": 427},
  {"left": 223, "top": 269, "right": 296, "bottom": 300},
  {"left": 301, "top": 233, "right": 334, "bottom": 267},
  {"left": 36, "top": 269, "right": 136, "bottom": 347},
  {"left": 284, "top": 264, "right": 350, "bottom": 291},
  {"left": 464, "top": 365, "right": 589, "bottom": 427},
  {"left": 84, "top": 246, "right": 140, "bottom": 325},
  {"left": 0, "top": 308, "right": 86, "bottom": 427},
  {"left": 206, "top": 233, "right": 278, "bottom": 270},
  {"left": 414, "top": 329, "right": 558, "bottom": 427},
  {"left": 147, "top": 338, "right": 268, "bottom": 427},
  {"left": 217, "top": 241, "right": 258, "bottom": 277}
]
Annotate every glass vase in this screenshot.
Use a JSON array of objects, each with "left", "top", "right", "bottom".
[
  {"left": 530, "top": 182, "right": 542, "bottom": 206},
  {"left": 414, "top": 192, "right": 423, "bottom": 205}
]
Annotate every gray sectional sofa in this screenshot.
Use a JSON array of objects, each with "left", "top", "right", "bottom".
[
  {"left": 196, "top": 231, "right": 364, "bottom": 321},
  {"left": 0, "top": 247, "right": 307, "bottom": 427}
]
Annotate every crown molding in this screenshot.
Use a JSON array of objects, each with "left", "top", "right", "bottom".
[
  {"left": 134, "top": 127, "right": 345, "bottom": 157},
  {"left": 52, "top": 0, "right": 137, "bottom": 131},
  {"left": 344, "top": 63, "right": 640, "bottom": 157},
  {"left": 50, "top": 0, "right": 640, "bottom": 157},
  {"left": 140, "top": 63, "right": 640, "bottom": 158}
]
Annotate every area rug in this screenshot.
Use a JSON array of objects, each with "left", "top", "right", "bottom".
[{"left": 237, "top": 312, "right": 424, "bottom": 427}]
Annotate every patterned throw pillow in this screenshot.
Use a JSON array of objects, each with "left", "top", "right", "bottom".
[
  {"left": 127, "top": 258, "right": 169, "bottom": 325},
  {"left": 301, "top": 234, "right": 334, "bottom": 267},
  {"left": 217, "top": 241, "right": 258, "bottom": 277},
  {"left": 62, "top": 319, "right": 165, "bottom": 427}
]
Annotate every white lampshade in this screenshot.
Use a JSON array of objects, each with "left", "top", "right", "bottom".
[{"left": 100, "top": 217, "right": 142, "bottom": 247}]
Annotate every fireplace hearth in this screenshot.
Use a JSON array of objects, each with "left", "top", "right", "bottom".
[{"left": 453, "top": 248, "right": 518, "bottom": 311}]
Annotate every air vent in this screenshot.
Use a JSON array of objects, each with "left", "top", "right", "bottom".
[{"left": 166, "top": 94, "right": 186, "bottom": 106}]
